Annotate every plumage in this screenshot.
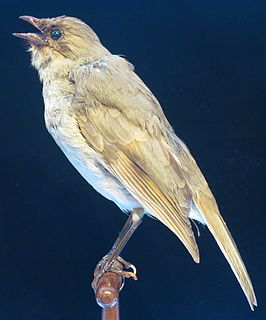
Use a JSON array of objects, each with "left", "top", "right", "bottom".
[{"left": 14, "top": 15, "right": 257, "bottom": 309}]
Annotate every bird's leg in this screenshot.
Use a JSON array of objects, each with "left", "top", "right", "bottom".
[
  {"left": 92, "top": 208, "right": 144, "bottom": 290},
  {"left": 104, "top": 208, "right": 144, "bottom": 266}
]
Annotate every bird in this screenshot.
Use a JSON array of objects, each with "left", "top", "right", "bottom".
[{"left": 13, "top": 15, "right": 257, "bottom": 309}]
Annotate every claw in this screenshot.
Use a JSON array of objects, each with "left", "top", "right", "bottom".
[
  {"left": 116, "top": 257, "right": 138, "bottom": 280},
  {"left": 122, "top": 271, "right": 138, "bottom": 280},
  {"left": 92, "top": 255, "right": 138, "bottom": 290}
]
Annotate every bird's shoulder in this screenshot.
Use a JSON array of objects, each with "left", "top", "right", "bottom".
[
  {"left": 69, "top": 54, "right": 134, "bottom": 81},
  {"left": 70, "top": 55, "right": 166, "bottom": 117},
  {"left": 69, "top": 54, "right": 136, "bottom": 96}
]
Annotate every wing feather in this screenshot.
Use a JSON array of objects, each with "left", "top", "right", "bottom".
[{"left": 110, "top": 150, "right": 199, "bottom": 262}]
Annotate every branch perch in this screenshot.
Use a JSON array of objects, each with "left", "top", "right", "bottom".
[{"left": 93, "top": 260, "right": 124, "bottom": 320}]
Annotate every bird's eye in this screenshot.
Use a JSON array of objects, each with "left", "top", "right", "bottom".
[{"left": 50, "top": 29, "right": 62, "bottom": 41}]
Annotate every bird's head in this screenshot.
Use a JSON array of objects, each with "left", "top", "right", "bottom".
[{"left": 13, "top": 15, "right": 108, "bottom": 74}]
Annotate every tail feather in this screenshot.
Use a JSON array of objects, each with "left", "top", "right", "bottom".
[
  {"left": 195, "top": 196, "right": 257, "bottom": 310},
  {"left": 166, "top": 137, "right": 256, "bottom": 308}
]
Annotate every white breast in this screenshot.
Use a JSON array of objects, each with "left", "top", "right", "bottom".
[{"left": 42, "top": 81, "right": 140, "bottom": 212}]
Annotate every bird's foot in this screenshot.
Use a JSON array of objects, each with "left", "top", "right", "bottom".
[
  {"left": 91, "top": 255, "right": 137, "bottom": 291},
  {"left": 116, "top": 256, "right": 138, "bottom": 280}
]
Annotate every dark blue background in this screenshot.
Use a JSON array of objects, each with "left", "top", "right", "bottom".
[{"left": 1, "top": 0, "right": 265, "bottom": 319}]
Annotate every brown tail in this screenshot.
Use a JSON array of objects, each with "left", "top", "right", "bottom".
[{"left": 196, "top": 195, "right": 257, "bottom": 310}]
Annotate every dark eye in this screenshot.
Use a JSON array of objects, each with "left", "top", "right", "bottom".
[{"left": 50, "top": 29, "right": 62, "bottom": 41}]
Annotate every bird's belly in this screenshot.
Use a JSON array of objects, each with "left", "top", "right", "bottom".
[{"left": 45, "top": 105, "right": 140, "bottom": 212}]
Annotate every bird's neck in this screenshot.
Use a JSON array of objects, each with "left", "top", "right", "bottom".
[
  {"left": 38, "top": 59, "right": 73, "bottom": 83},
  {"left": 38, "top": 55, "right": 109, "bottom": 84}
]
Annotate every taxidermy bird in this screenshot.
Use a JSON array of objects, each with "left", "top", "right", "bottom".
[{"left": 13, "top": 15, "right": 256, "bottom": 309}]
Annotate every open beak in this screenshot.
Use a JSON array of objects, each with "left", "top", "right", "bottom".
[{"left": 13, "top": 15, "right": 47, "bottom": 46}]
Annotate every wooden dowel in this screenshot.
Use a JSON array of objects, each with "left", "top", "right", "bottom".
[
  {"left": 94, "top": 271, "right": 123, "bottom": 320},
  {"left": 101, "top": 302, "right": 119, "bottom": 320}
]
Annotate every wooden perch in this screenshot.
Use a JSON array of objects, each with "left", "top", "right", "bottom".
[
  {"left": 93, "top": 259, "right": 126, "bottom": 320},
  {"left": 94, "top": 271, "right": 123, "bottom": 320}
]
